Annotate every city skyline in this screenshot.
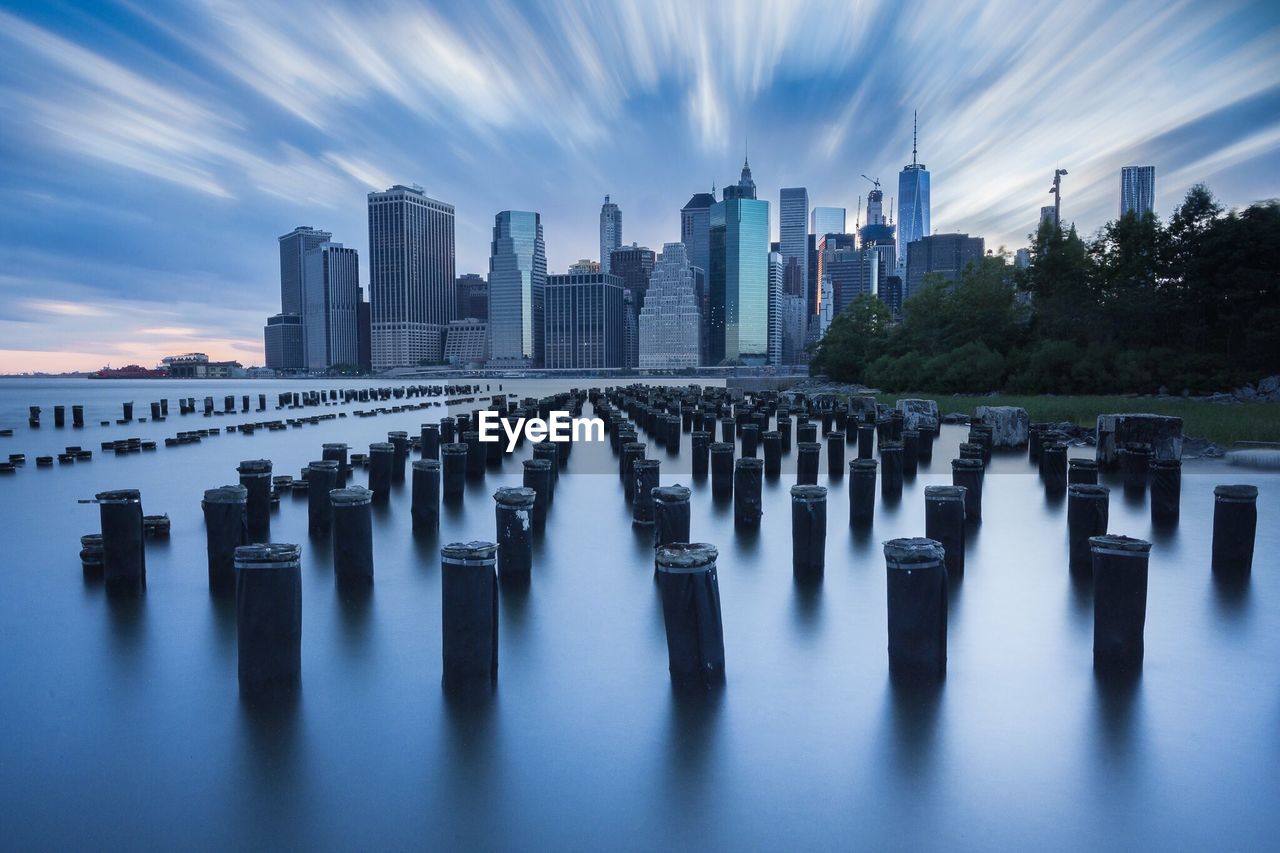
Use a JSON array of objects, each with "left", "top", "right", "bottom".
[{"left": 1, "top": 0, "right": 1278, "bottom": 372}]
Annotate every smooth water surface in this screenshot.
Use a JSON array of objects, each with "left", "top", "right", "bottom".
[{"left": 1, "top": 378, "right": 1277, "bottom": 849}]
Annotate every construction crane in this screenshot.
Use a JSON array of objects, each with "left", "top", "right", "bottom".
[{"left": 860, "top": 174, "right": 881, "bottom": 192}]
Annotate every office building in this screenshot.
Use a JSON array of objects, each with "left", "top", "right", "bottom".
[
  {"left": 543, "top": 271, "right": 624, "bottom": 369},
  {"left": 897, "top": 112, "right": 930, "bottom": 278},
  {"left": 859, "top": 187, "right": 897, "bottom": 286},
  {"left": 1040, "top": 205, "right": 1058, "bottom": 230},
  {"left": 367, "top": 184, "right": 455, "bottom": 369},
  {"left": 488, "top": 211, "right": 547, "bottom": 368},
  {"left": 302, "top": 241, "right": 359, "bottom": 372},
  {"left": 1120, "top": 165, "right": 1155, "bottom": 218},
  {"left": 810, "top": 207, "right": 846, "bottom": 242},
  {"left": 709, "top": 159, "right": 770, "bottom": 364},
  {"left": 455, "top": 273, "right": 487, "bottom": 321},
  {"left": 568, "top": 259, "right": 600, "bottom": 274},
  {"left": 768, "top": 250, "right": 784, "bottom": 366},
  {"left": 906, "top": 233, "right": 985, "bottom": 298},
  {"left": 278, "top": 226, "right": 331, "bottom": 318},
  {"left": 357, "top": 287, "right": 371, "bottom": 373},
  {"left": 264, "top": 314, "right": 304, "bottom": 372},
  {"left": 639, "top": 242, "right": 701, "bottom": 370},
  {"left": 610, "top": 243, "right": 656, "bottom": 369},
  {"left": 443, "top": 319, "right": 488, "bottom": 367},
  {"left": 780, "top": 188, "right": 809, "bottom": 316},
  {"left": 600, "top": 195, "right": 622, "bottom": 273},
  {"left": 881, "top": 275, "right": 903, "bottom": 320},
  {"left": 681, "top": 189, "right": 715, "bottom": 277}
]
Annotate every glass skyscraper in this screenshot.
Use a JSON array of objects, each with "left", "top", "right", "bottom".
[
  {"left": 709, "top": 160, "right": 770, "bottom": 365},
  {"left": 810, "top": 207, "right": 846, "bottom": 242},
  {"left": 278, "top": 225, "right": 331, "bottom": 317},
  {"left": 681, "top": 190, "right": 715, "bottom": 276},
  {"left": 905, "top": 233, "right": 985, "bottom": 299},
  {"left": 599, "top": 195, "right": 622, "bottom": 273},
  {"left": 779, "top": 188, "right": 808, "bottom": 313},
  {"left": 302, "top": 242, "right": 359, "bottom": 372},
  {"left": 1120, "top": 166, "right": 1155, "bottom": 218},
  {"left": 897, "top": 113, "right": 930, "bottom": 279},
  {"left": 488, "top": 210, "right": 546, "bottom": 368},
  {"left": 367, "top": 185, "right": 455, "bottom": 369}
]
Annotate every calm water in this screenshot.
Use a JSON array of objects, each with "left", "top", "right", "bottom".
[{"left": 1, "top": 378, "right": 1277, "bottom": 850}]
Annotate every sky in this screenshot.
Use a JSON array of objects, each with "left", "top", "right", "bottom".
[{"left": 1, "top": 0, "right": 1278, "bottom": 373}]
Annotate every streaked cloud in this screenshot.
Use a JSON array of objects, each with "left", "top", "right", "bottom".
[{"left": 0, "top": 0, "right": 1277, "bottom": 371}]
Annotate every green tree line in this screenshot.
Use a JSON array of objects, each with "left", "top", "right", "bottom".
[{"left": 809, "top": 185, "right": 1280, "bottom": 393}]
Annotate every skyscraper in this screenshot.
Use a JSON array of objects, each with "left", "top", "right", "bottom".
[
  {"left": 278, "top": 226, "right": 331, "bottom": 317},
  {"left": 543, "top": 271, "right": 624, "bottom": 369},
  {"left": 1120, "top": 166, "right": 1155, "bottom": 218},
  {"left": 815, "top": 233, "right": 857, "bottom": 314},
  {"left": 810, "top": 207, "right": 846, "bottom": 242},
  {"left": 264, "top": 314, "right": 304, "bottom": 371},
  {"left": 709, "top": 159, "right": 770, "bottom": 364},
  {"left": 599, "top": 195, "right": 622, "bottom": 273},
  {"left": 610, "top": 243, "right": 656, "bottom": 369},
  {"left": 681, "top": 189, "right": 715, "bottom": 277},
  {"left": 897, "top": 111, "right": 930, "bottom": 278},
  {"left": 859, "top": 188, "right": 896, "bottom": 296},
  {"left": 639, "top": 242, "right": 701, "bottom": 370},
  {"left": 302, "top": 242, "right": 359, "bottom": 372},
  {"left": 455, "top": 273, "right": 487, "bottom": 320},
  {"left": 906, "top": 233, "right": 985, "bottom": 298},
  {"left": 488, "top": 211, "right": 546, "bottom": 368},
  {"left": 767, "top": 249, "right": 784, "bottom": 366},
  {"left": 367, "top": 185, "right": 455, "bottom": 370},
  {"left": 779, "top": 188, "right": 808, "bottom": 309}
]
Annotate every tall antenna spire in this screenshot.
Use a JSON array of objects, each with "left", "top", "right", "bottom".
[{"left": 912, "top": 110, "right": 918, "bottom": 167}]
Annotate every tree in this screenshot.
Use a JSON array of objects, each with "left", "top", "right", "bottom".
[{"left": 809, "top": 294, "right": 890, "bottom": 382}]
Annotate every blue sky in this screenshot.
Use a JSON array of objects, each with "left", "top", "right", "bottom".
[{"left": 1, "top": 0, "right": 1278, "bottom": 371}]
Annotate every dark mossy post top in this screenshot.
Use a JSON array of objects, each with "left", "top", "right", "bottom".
[
  {"left": 233, "top": 542, "right": 301, "bottom": 568},
  {"left": 441, "top": 541, "right": 498, "bottom": 564},
  {"left": 1069, "top": 458, "right": 1098, "bottom": 469},
  {"left": 655, "top": 543, "right": 718, "bottom": 573},
  {"left": 710, "top": 441, "right": 734, "bottom": 451},
  {"left": 1150, "top": 458, "right": 1181, "bottom": 470},
  {"left": 522, "top": 458, "right": 552, "bottom": 470},
  {"left": 413, "top": 459, "right": 441, "bottom": 472},
  {"left": 735, "top": 457, "right": 763, "bottom": 469},
  {"left": 880, "top": 440, "right": 903, "bottom": 451},
  {"left": 203, "top": 484, "right": 247, "bottom": 504},
  {"left": 322, "top": 442, "right": 348, "bottom": 451},
  {"left": 924, "top": 485, "right": 965, "bottom": 501},
  {"left": 237, "top": 459, "right": 272, "bottom": 476},
  {"left": 1068, "top": 484, "right": 1111, "bottom": 498},
  {"left": 493, "top": 487, "right": 536, "bottom": 507},
  {"left": 883, "top": 537, "right": 945, "bottom": 569},
  {"left": 951, "top": 458, "right": 984, "bottom": 470},
  {"left": 1215, "top": 484, "right": 1258, "bottom": 502},
  {"left": 762, "top": 430, "right": 781, "bottom": 439},
  {"left": 441, "top": 442, "right": 469, "bottom": 454},
  {"left": 653, "top": 485, "right": 692, "bottom": 503},
  {"left": 825, "top": 431, "right": 844, "bottom": 440},
  {"left": 330, "top": 486, "right": 372, "bottom": 506},
  {"left": 369, "top": 442, "right": 393, "bottom": 453},
  {"left": 95, "top": 489, "right": 141, "bottom": 504},
  {"left": 623, "top": 441, "right": 647, "bottom": 452},
  {"left": 850, "top": 459, "right": 878, "bottom": 472},
  {"left": 791, "top": 484, "right": 827, "bottom": 501},
  {"left": 308, "top": 460, "right": 339, "bottom": 471},
  {"left": 387, "top": 430, "right": 408, "bottom": 439},
  {"left": 796, "top": 441, "right": 821, "bottom": 451},
  {"left": 1088, "top": 534, "right": 1152, "bottom": 555}
]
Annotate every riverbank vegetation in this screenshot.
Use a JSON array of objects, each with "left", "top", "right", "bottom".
[{"left": 811, "top": 185, "right": 1280, "bottom": 396}]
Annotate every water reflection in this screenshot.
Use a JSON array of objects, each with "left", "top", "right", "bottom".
[
  {"left": 335, "top": 580, "right": 373, "bottom": 650},
  {"left": 1092, "top": 668, "right": 1143, "bottom": 768},
  {"left": 238, "top": 688, "right": 304, "bottom": 793},
  {"left": 665, "top": 684, "right": 724, "bottom": 790},
  {"left": 1211, "top": 573, "right": 1251, "bottom": 619},
  {"left": 883, "top": 678, "right": 944, "bottom": 779},
  {"left": 791, "top": 576, "right": 823, "bottom": 635}
]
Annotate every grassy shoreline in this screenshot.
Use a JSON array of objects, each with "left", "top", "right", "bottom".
[{"left": 872, "top": 393, "right": 1280, "bottom": 446}]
